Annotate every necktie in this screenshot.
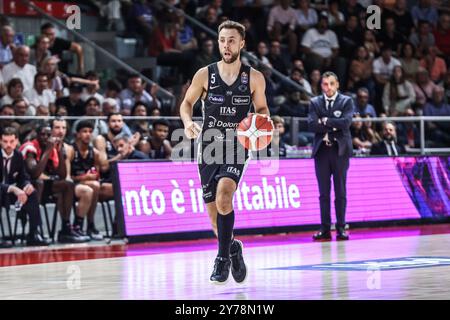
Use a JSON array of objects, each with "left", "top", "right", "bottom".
[
  {"left": 391, "top": 141, "right": 398, "bottom": 156},
  {"left": 3, "top": 157, "right": 10, "bottom": 183},
  {"left": 326, "top": 99, "right": 333, "bottom": 110}
]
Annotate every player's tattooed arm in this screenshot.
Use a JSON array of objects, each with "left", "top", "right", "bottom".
[
  {"left": 250, "top": 68, "right": 270, "bottom": 117},
  {"left": 180, "top": 67, "right": 207, "bottom": 139}
]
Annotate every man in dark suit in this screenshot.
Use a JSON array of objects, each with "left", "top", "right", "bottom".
[
  {"left": 1, "top": 127, "right": 50, "bottom": 246},
  {"left": 370, "top": 121, "right": 406, "bottom": 156},
  {"left": 308, "top": 71, "right": 353, "bottom": 241}
]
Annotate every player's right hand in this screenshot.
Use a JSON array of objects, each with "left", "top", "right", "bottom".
[{"left": 184, "top": 121, "right": 201, "bottom": 139}]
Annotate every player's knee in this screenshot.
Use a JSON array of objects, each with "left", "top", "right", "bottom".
[{"left": 216, "top": 192, "right": 233, "bottom": 213}]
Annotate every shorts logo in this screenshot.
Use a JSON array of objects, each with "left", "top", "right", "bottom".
[
  {"left": 220, "top": 106, "right": 236, "bottom": 116},
  {"left": 241, "top": 72, "right": 248, "bottom": 85},
  {"left": 232, "top": 96, "right": 251, "bottom": 105},
  {"left": 227, "top": 167, "right": 240, "bottom": 176},
  {"left": 208, "top": 94, "right": 224, "bottom": 104}
]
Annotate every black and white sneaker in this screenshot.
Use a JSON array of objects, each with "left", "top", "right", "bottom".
[
  {"left": 209, "top": 256, "right": 231, "bottom": 284},
  {"left": 58, "top": 228, "right": 89, "bottom": 244},
  {"left": 72, "top": 225, "right": 91, "bottom": 242},
  {"left": 87, "top": 228, "right": 104, "bottom": 241},
  {"left": 230, "top": 239, "right": 247, "bottom": 283}
]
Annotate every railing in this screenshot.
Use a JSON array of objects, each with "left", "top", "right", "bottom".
[{"left": 1, "top": 115, "right": 449, "bottom": 155}]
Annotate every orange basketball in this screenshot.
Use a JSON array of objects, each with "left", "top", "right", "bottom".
[{"left": 237, "top": 113, "right": 274, "bottom": 151}]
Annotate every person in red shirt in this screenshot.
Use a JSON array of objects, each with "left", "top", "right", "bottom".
[{"left": 433, "top": 13, "right": 450, "bottom": 63}]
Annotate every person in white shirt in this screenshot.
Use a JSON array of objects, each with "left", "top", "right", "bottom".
[
  {"left": 80, "top": 70, "right": 103, "bottom": 105},
  {"left": 295, "top": 0, "right": 318, "bottom": 32},
  {"left": 23, "top": 72, "right": 56, "bottom": 115},
  {"left": 2, "top": 46, "right": 37, "bottom": 92},
  {"left": 373, "top": 46, "right": 402, "bottom": 85},
  {"left": 267, "top": 0, "right": 298, "bottom": 55}
]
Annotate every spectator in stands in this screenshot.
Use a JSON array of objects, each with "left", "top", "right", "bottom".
[
  {"left": 301, "top": 12, "right": 343, "bottom": 80},
  {"left": 194, "top": 38, "right": 219, "bottom": 71},
  {"left": 120, "top": 74, "right": 159, "bottom": 115},
  {"left": 423, "top": 86, "right": 450, "bottom": 147},
  {"left": 413, "top": 67, "right": 440, "bottom": 112},
  {"left": 2, "top": 46, "right": 37, "bottom": 92},
  {"left": 39, "top": 56, "right": 65, "bottom": 99},
  {"left": 72, "top": 97, "right": 108, "bottom": 139},
  {"left": 267, "top": 0, "right": 298, "bottom": 55},
  {"left": 10, "top": 98, "right": 37, "bottom": 141},
  {"left": 382, "top": 66, "right": 416, "bottom": 116},
  {"left": 351, "top": 114, "right": 373, "bottom": 154},
  {"left": 0, "top": 25, "right": 15, "bottom": 68},
  {"left": 0, "top": 127, "right": 51, "bottom": 246},
  {"left": 55, "top": 82, "right": 85, "bottom": 116},
  {"left": 24, "top": 72, "right": 56, "bottom": 116},
  {"left": 1, "top": 78, "right": 29, "bottom": 106},
  {"left": 29, "top": 35, "right": 51, "bottom": 70},
  {"left": 267, "top": 115, "right": 293, "bottom": 158},
  {"left": 103, "top": 79, "right": 122, "bottom": 111},
  {"left": 128, "top": 0, "right": 155, "bottom": 47},
  {"left": 283, "top": 67, "right": 312, "bottom": 100},
  {"left": 420, "top": 46, "right": 447, "bottom": 84},
  {"left": 40, "top": 23, "right": 84, "bottom": 75},
  {"left": 347, "top": 46, "right": 373, "bottom": 93},
  {"left": 327, "top": 0, "right": 345, "bottom": 28},
  {"left": 238, "top": 17, "right": 257, "bottom": 52},
  {"left": 363, "top": 29, "right": 380, "bottom": 59},
  {"left": 383, "top": 0, "right": 414, "bottom": 37},
  {"left": 444, "top": 70, "right": 450, "bottom": 103},
  {"left": 336, "top": 14, "right": 364, "bottom": 62},
  {"left": 175, "top": 13, "right": 198, "bottom": 52},
  {"left": 409, "top": 20, "right": 435, "bottom": 58},
  {"left": 400, "top": 42, "right": 420, "bottom": 82},
  {"left": 372, "top": 46, "right": 401, "bottom": 113},
  {"left": 411, "top": 0, "right": 439, "bottom": 28},
  {"left": 433, "top": 13, "right": 450, "bottom": 62},
  {"left": 295, "top": 0, "right": 318, "bottom": 33},
  {"left": 130, "top": 101, "right": 151, "bottom": 139},
  {"left": 354, "top": 87, "right": 377, "bottom": 117},
  {"left": 81, "top": 70, "right": 103, "bottom": 104},
  {"left": 370, "top": 121, "right": 406, "bottom": 156},
  {"left": 268, "top": 40, "right": 290, "bottom": 75},
  {"left": 146, "top": 119, "right": 172, "bottom": 159},
  {"left": 309, "top": 69, "right": 322, "bottom": 96},
  {"left": 0, "top": 104, "right": 14, "bottom": 134},
  {"left": 252, "top": 41, "right": 272, "bottom": 68},
  {"left": 396, "top": 108, "right": 420, "bottom": 149},
  {"left": 114, "top": 134, "right": 149, "bottom": 161},
  {"left": 102, "top": 97, "right": 118, "bottom": 116},
  {"left": 342, "top": 0, "right": 365, "bottom": 20},
  {"left": 20, "top": 123, "right": 87, "bottom": 243},
  {"left": 176, "top": 0, "right": 197, "bottom": 17},
  {"left": 66, "top": 120, "right": 103, "bottom": 241},
  {"left": 197, "top": 6, "right": 220, "bottom": 42},
  {"left": 376, "top": 17, "right": 405, "bottom": 56}
]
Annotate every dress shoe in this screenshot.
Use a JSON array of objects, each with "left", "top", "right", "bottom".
[
  {"left": 312, "top": 230, "right": 332, "bottom": 241},
  {"left": 336, "top": 229, "right": 349, "bottom": 241},
  {"left": 26, "top": 231, "right": 51, "bottom": 246}
]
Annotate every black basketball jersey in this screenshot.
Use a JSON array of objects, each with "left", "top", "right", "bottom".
[
  {"left": 71, "top": 143, "right": 95, "bottom": 177},
  {"left": 101, "top": 133, "right": 118, "bottom": 158},
  {"left": 200, "top": 62, "right": 253, "bottom": 144}
]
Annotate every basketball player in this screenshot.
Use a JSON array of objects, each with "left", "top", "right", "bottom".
[{"left": 180, "top": 20, "right": 271, "bottom": 284}]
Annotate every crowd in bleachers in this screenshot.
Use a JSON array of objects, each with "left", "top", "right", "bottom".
[{"left": 0, "top": 0, "right": 449, "bottom": 247}]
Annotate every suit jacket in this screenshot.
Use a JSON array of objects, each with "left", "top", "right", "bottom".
[
  {"left": 0, "top": 149, "right": 31, "bottom": 189},
  {"left": 370, "top": 140, "right": 406, "bottom": 156},
  {"left": 308, "top": 93, "right": 354, "bottom": 157}
]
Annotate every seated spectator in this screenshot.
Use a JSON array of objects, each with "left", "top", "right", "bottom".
[
  {"left": 268, "top": 40, "right": 290, "bottom": 75},
  {"left": 420, "top": 46, "right": 447, "bottom": 83},
  {"left": 370, "top": 121, "right": 406, "bottom": 156},
  {"left": 400, "top": 42, "right": 420, "bottom": 82},
  {"left": 119, "top": 74, "right": 158, "bottom": 115},
  {"left": 196, "top": 0, "right": 223, "bottom": 20},
  {"left": 267, "top": 0, "right": 298, "bottom": 55},
  {"left": 336, "top": 14, "right": 364, "bottom": 62},
  {"left": 382, "top": 66, "right": 416, "bottom": 116},
  {"left": 80, "top": 70, "right": 103, "bottom": 104},
  {"left": 39, "top": 56, "right": 65, "bottom": 98},
  {"left": 433, "top": 13, "right": 450, "bottom": 61},
  {"left": 40, "top": 23, "right": 84, "bottom": 75},
  {"left": 130, "top": 101, "right": 151, "bottom": 139},
  {"left": 409, "top": 20, "right": 435, "bottom": 58},
  {"left": 127, "top": 0, "right": 155, "bottom": 47},
  {"left": 114, "top": 133, "right": 149, "bottom": 161},
  {"left": 20, "top": 123, "right": 86, "bottom": 243},
  {"left": 347, "top": 46, "right": 373, "bottom": 93},
  {"left": 295, "top": 0, "right": 318, "bottom": 33},
  {"left": 194, "top": 38, "right": 219, "bottom": 71},
  {"left": 103, "top": 79, "right": 122, "bottom": 111},
  {"left": 72, "top": 97, "right": 108, "bottom": 139},
  {"left": 309, "top": 69, "right": 322, "bottom": 96},
  {"left": 363, "top": 29, "right": 380, "bottom": 59},
  {"left": 66, "top": 120, "right": 103, "bottom": 241},
  {"left": 2, "top": 45, "right": 37, "bottom": 92},
  {"left": 423, "top": 86, "right": 450, "bottom": 147},
  {"left": 396, "top": 108, "right": 420, "bottom": 149},
  {"left": 413, "top": 67, "right": 440, "bottom": 112},
  {"left": 383, "top": 0, "right": 414, "bottom": 37},
  {"left": 102, "top": 97, "right": 119, "bottom": 116},
  {"left": 411, "top": 0, "right": 439, "bottom": 28},
  {"left": 146, "top": 119, "right": 172, "bottom": 159},
  {"left": 0, "top": 25, "right": 15, "bottom": 68},
  {"left": 327, "top": 0, "right": 345, "bottom": 28},
  {"left": 29, "top": 35, "right": 51, "bottom": 69},
  {"left": 1, "top": 127, "right": 50, "bottom": 247},
  {"left": 0, "top": 104, "right": 15, "bottom": 134},
  {"left": 376, "top": 17, "right": 405, "bottom": 56},
  {"left": 23, "top": 72, "right": 56, "bottom": 115},
  {"left": 279, "top": 88, "right": 309, "bottom": 117},
  {"left": 1, "top": 77, "right": 29, "bottom": 106},
  {"left": 283, "top": 67, "right": 312, "bottom": 101},
  {"left": 267, "top": 115, "right": 294, "bottom": 158},
  {"left": 351, "top": 114, "right": 373, "bottom": 154},
  {"left": 175, "top": 13, "right": 198, "bottom": 52},
  {"left": 342, "top": 0, "right": 365, "bottom": 20},
  {"left": 197, "top": 6, "right": 220, "bottom": 43},
  {"left": 55, "top": 82, "right": 85, "bottom": 116},
  {"left": 10, "top": 98, "right": 37, "bottom": 141},
  {"left": 301, "top": 12, "right": 345, "bottom": 82},
  {"left": 353, "top": 87, "right": 377, "bottom": 117}
]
